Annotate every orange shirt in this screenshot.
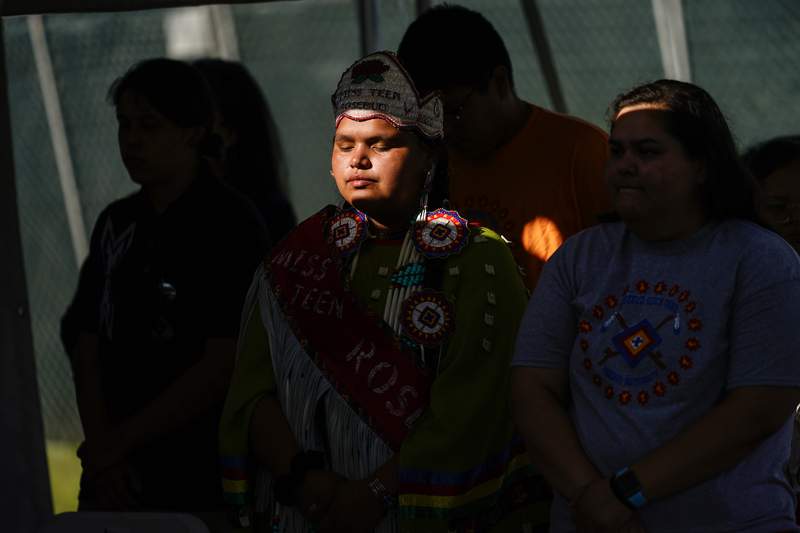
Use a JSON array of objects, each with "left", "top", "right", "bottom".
[{"left": 449, "top": 104, "right": 610, "bottom": 291}]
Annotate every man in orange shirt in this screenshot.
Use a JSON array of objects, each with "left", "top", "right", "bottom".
[{"left": 398, "top": 4, "right": 610, "bottom": 290}]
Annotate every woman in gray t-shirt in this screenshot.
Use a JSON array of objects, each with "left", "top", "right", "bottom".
[{"left": 512, "top": 80, "right": 800, "bottom": 533}]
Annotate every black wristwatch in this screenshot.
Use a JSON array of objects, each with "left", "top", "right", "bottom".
[
  {"left": 609, "top": 467, "right": 647, "bottom": 509},
  {"left": 274, "top": 450, "right": 326, "bottom": 507}
]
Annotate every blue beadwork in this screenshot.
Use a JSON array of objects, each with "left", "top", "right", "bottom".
[
  {"left": 390, "top": 262, "right": 426, "bottom": 287},
  {"left": 401, "top": 335, "right": 420, "bottom": 350}
]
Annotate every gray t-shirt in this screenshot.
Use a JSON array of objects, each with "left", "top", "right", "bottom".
[{"left": 513, "top": 220, "right": 800, "bottom": 532}]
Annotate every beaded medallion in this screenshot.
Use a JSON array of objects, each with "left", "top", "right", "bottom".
[
  {"left": 413, "top": 208, "right": 469, "bottom": 258},
  {"left": 329, "top": 208, "right": 367, "bottom": 256},
  {"left": 400, "top": 289, "right": 455, "bottom": 347}
]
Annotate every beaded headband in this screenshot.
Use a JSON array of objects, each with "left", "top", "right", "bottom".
[{"left": 332, "top": 51, "right": 443, "bottom": 140}]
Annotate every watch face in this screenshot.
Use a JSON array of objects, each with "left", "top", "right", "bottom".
[
  {"left": 615, "top": 469, "right": 641, "bottom": 496},
  {"left": 274, "top": 475, "right": 296, "bottom": 506},
  {"left": 611, "top": 468, "right": 646, "bottom": 509}
]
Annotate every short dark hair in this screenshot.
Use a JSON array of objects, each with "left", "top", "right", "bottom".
[
  {"left": 609, "top": 79, "right": 754, "bottom": 221},
  {"left": 397, "top": 4, "right": 512, "bottom": 96},
  {"left": 108, "top": 58, "right": 215, "bottom": 132},
  {"left": 742, "top": 135, "right": 800, "bottom": 183}
]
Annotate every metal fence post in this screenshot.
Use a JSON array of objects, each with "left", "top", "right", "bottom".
[
  {"left": 651, "top": 0, "right": 692, "bottom": 82},
  {"left": 0, "top": 21, "right": 54, "bottom": 533}
]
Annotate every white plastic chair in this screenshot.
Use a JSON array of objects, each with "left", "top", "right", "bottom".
[{"left": 38, "top": 512, "right": 211, "bottom": 533}]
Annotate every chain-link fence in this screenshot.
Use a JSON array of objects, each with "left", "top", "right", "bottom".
[
  {"left": 5, "top": 10, "right": 167, "bottom": 442},
  {"left": 685, "top": 0, "right": 800, "bottom": 149},
  {"left": 3, "top": 0, "right": 800, "bottom": 460},
  {"left": 5, "top": 16, "right": 79, "bottom": 442},
  {"left": 233, "top": 0, "right": 361, "bottom": 220}
]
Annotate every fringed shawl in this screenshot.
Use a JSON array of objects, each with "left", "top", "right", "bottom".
[{"left": 219, "top": 209, "right": 546, "bottom": 532}]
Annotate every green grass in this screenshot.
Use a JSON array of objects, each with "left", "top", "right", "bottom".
[{"left": 46, "top": 439, "right": 81, "bottom": 514}]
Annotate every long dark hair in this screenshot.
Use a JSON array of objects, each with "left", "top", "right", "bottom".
[
  {"left": 609, "top": 79, "right": 755, "bottom": 221},
  {"left": 192, "top": 59, "right": 288, "bottom": 197}
]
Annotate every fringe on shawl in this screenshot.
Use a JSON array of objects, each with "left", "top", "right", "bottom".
[{"left": 253, "top": 272, "right": 397, "bottom": 533}]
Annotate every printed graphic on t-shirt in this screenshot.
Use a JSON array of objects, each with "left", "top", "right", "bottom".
[
  {"left": 578, "top": 279, "right": 703, "bottom": 406},
  {"left": 98, "top": 218, "right": 136, "bottom": 339}
]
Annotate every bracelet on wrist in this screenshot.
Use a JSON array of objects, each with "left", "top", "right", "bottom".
[
  {"left": 367, "top": 477, "right": 397, "bottom": 512},
  {"left": 609, "top": 467, "right": 647, "bottom": 510}
]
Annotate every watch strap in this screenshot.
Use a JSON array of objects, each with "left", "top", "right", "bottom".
[
  {"left": 274, "top": 474, "right": 297, "bottom": 506},
  {"left": 609, "top": 467, "right": 647, "bottom": 509}
]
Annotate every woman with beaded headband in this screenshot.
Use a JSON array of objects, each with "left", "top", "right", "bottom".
[{"left": 219, "top": 52, "right": 547, "bottom": 532}]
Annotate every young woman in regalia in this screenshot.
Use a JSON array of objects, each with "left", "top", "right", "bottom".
[{"left": 220, "top": 52, "right": 546, "bottom": 533}]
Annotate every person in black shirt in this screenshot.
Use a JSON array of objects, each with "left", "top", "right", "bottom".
[{"left": 61, "top": 58, "right": 269, "bottom": 513}]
